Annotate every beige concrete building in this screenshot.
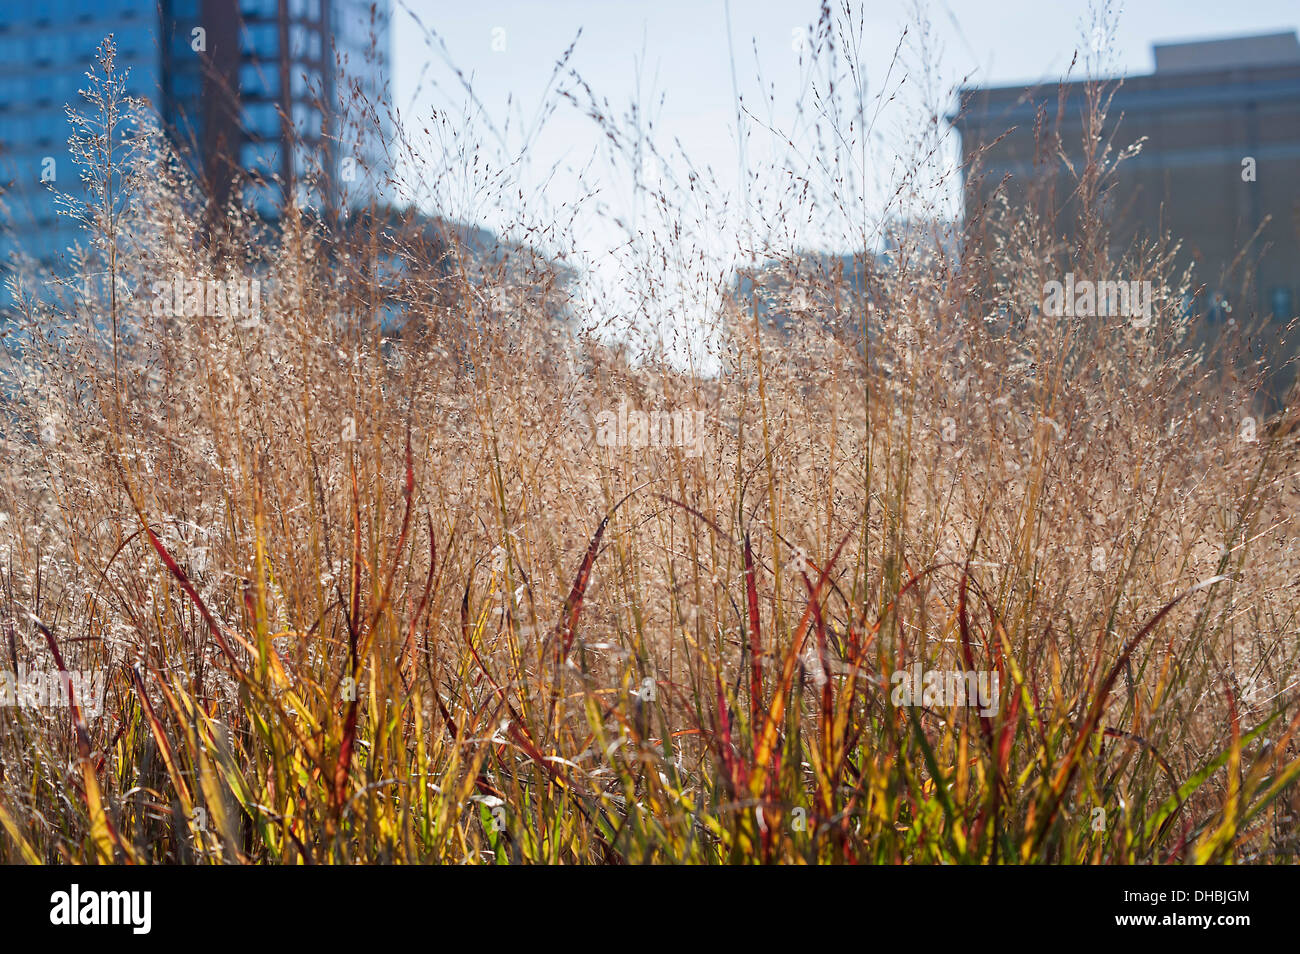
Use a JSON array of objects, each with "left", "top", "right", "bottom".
[{"left": 952, "top": 32, "right": 1300, "bottom": 400}]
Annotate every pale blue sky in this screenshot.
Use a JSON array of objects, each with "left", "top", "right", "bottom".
[{"left": 384, "top": 1, "right": 1300, "bottom": 355}]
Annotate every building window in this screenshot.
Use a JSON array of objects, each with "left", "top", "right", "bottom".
[
  {"left": 1271, "top": 287, "right": 1294, "bottom": 321},
  {"left": 244, "top": 23, "right": 279, "bottom": 56},
  {"left": 292, "top": 69, "right": 322, "bottom": 97},
  {"left": 240, "top": 63, "right": 279, "bottom": 98},
  {"left": 291, "top": 0, "right": 321, "bottom": 21},
  {"left": 240, "top": 141, "right": 280, "bottom": 175},
  {"left": 244, "top": 101, "right": 281, "bottom": 139},
  {"left": 292, "top": 102, "right": 322, "bottom": 139},
  {"left": 290, "top": 25, "right": 322, "bottom": 61},
  {"left": 1206, "top": 290, "right": 1231, "bottom": 324},
  {"left": 242, "top": 0, "right": 279, "bottom": 18}
]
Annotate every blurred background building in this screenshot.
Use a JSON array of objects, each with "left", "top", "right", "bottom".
[
  {"left": 953, "top": 31, "right": 1300, "bottom": 400},
  {"left": 0, "top": 0, "right": 392, "bottom": 278}
]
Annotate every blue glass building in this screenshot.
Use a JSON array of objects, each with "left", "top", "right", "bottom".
[
  {"left": 0, "top": 0, "right": 159, "bottom": 267},
  {"left": 0, "top": 0, "right": 391, "bottom": 289}
]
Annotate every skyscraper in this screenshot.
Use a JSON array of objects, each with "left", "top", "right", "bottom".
[
  {"left": 0, "top": 0, "right": 391, "bottom": 282},
  {"left": 0, "top": 0, "right": 160, "bottom": 266}
]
